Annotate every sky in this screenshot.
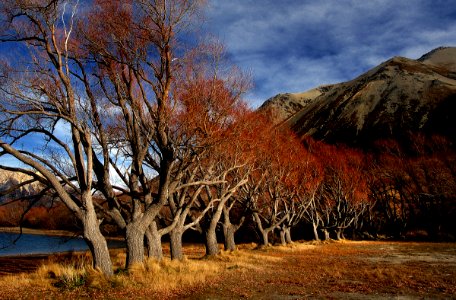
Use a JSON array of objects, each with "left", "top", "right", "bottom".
[
  {"left": 203, "top": 0, "right": 456, "bottom": 107},
  {"left": 1, "top": 0, "right": 456, "bottom": 169}
]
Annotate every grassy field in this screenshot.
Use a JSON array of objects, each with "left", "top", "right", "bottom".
[{"left": 0, "top": 241, "right": 455, "bottom": 299}]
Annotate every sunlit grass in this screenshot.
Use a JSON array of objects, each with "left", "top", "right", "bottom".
[
  {"left": 0, "top": 245, "right": 281, "bottom": 298},
  {"left": 0, "top": 241, "right": 454, "bottom": 299}
]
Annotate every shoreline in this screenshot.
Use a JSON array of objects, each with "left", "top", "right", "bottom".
[
  {"left": 0, "top": 227, "right": 124, "bottom": 240},
  {"left": 0, "top": 227, "right": 78, "bottom": 237}
]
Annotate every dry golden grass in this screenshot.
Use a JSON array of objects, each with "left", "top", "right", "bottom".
[
  {"left": 0, "top": 241, "right": 454, "bottom": 299},
  {"left": 0, "top": 244, "right": 278, "bottom": 299},
  {"left": 111, "top": 257, "right": 221, "bottom": 292}
]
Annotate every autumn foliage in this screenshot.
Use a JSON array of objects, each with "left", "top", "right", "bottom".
[{"left": 0, "top": 200, "right": 77, "bottom": 230}]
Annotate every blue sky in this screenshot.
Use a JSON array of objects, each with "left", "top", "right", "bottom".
[{"left": 204, "top": 0, "right": 456, "bottom": 107}]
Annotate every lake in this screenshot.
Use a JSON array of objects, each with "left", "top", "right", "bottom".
[{"left": 0, "top": 232, "right": 124, "bottom": 257}]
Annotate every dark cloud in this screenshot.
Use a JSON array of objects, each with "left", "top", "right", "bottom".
[{"left": 205, "top": 0, "right": 456, "bottom": 107}]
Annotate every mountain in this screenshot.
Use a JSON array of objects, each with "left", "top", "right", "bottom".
[
  {"left": 0, "top": 170, "right": 37, "bottom": 202},
  {"left": 259, "top": 85, "right": 333, "bottom": 123},
  {"left": 263, "top": 47, "right": 456, "bottom": 147}
]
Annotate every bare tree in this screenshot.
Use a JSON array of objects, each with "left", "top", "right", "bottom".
[
  {"left": 312, "top": 143, "right": 370, "bottom": 240},
  {"left": 79, "top": 1, "right": 249, "bottom": 265},
  {"left": 0, "top": 0, "right": 113, "bottom": 275}
]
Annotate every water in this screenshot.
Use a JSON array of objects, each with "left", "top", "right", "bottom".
[{"left": 0, "top": 232, "right": 124, "bottom": 257}]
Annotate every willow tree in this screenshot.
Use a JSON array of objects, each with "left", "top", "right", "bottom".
[
  {"left": 79, "top": 0, "right": 249, "bottom": 265},
  {"left": 0, "top": 0, "right": 113, "bottom": 275}
]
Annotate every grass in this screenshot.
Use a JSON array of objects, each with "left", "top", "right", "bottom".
[
  {"left": 0, "top": 241, "right": 455, "bottom": 299},
  {"left": 0, "top": 244, "right": 272, "bottom": 299}
]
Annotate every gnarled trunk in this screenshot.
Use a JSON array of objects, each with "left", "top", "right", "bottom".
[
  {"left": 335, "top": 228, "right": 344, "bottom": 240},
  {"left": 222, "top": 206, "right": 244, "bottom": 251},
  {"left": 125, "top": 223, "right": 146, "bottom": 268},
  {"left": 145, "top": 222, "right": 163, "bottom": 260},
  {"left": 169, "top": 226, "right": 184, "bottom": 260},
  {"left": 253, "top": 212, "right": 271, "bottom": 247},
  {"left": 82, "top": 210, "right": 113, "bottom": 276},
  {"left": 204, "top": 216, "right": 220, "bottom": 256},
  {"left": 204, "top": 199, "right": 227, "bottom": 257},
  {"left": 205, "top": 228, "right": 219, "bottom": 256},
  {"left": 223, "top": 223, "right": 236, "bottom": 251},
  {"left": 261, "top": 230, "right": 270, "bottom": 246}
]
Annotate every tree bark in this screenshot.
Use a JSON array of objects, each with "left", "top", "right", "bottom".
[
  {"left": 222, "top": 206, "right": 245, "bottom": 251},
  {"left": 169, "top": 227, "right": 184, "bottom": 260},
  {"left": 253, "top": 212, "right": 271, "bottom": 247},
  {"left": 285, "top": 227, "right": 292, "bottom": 244},
  {"left": 204, "top": 198, "right": 227, "bottom": 257},
  {"left": 125, "top": 223, "right": 146, "bottom": 268},
  {"left": 322, "top": 228, "right": 330, "bottom": 240},
  {"left": 82, "top": 210, "right": 113, "bottom": 276},
  {"left": 205, "top": 228, "right": 219, "bottom": 256},
  {"left": 145, "top": 222, "right": 163, "bottom": 260},
  {"left": 279, "top": 229, "right": 287, "bottom": 246},
  {"left": 261, "top": 230, "right": 270, "bottom": 246},
  {"left": 223, "top": 223, "right": 237, "bottom": 251},
  {"left": 335, "top": 228, "right": 345, "bottom": 240},
  {"left": 312, "top": 222, "right": 320, "bottom": 241}
]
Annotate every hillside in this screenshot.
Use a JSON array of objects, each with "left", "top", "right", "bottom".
[
  {"left": 0, "top": 170, "right": 37, "bottom": 202},
  {"left": 259, "top": 85, "right": 333, "bottom": 124},
  {"left": 263, "top": 47, "right": 456, "bottom": 147}
]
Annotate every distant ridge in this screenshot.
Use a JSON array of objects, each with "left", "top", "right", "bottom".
[{"left": 260, "top": 47, "right": 456, "bottom": 147}]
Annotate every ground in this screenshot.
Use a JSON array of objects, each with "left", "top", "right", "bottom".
[
  {"left": 0, "top": 241, "right": 455, "bottom": 299},
  {"left": 182, "top": 241, "right": 456, "bottom": 299}
]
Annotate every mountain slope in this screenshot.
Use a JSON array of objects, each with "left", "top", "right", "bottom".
[
  {"left": 0, "top": 170, "right": 38, "bottom": 202},
  {"left": 258, "top": 85, "right": 333, "bottom": 124},
  {"left": 267, "top": 47, "right": 456, "bottom": 147}
]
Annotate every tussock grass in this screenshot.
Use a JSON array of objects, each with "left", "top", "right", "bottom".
[
  {"left": 0, "top": 249, "right": 226, "bottom": 298},
  {"left": 114, "top": 257, "right": 221, "bottom": 293},
  {"left": 0, "top": 245, "right": 289, "bottom": 298}
]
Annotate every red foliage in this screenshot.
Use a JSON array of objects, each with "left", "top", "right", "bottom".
[
  {"left": 0, "top": 200, "right": 78, "bottom": 230},
  {"left": 371, "top": 134, "right": 456, "bottom": 237}
]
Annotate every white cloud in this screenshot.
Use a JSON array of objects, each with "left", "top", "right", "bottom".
[{"left": 206, "top": 0, "right": 456, "bottom": 107}]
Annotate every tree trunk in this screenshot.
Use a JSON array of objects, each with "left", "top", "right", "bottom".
[
  {"left": 335, "top": 228, "right": 345, "bottom": 240},
  {"left": 223, "top": 223, "right": 236, "bottom": 251},
  {"left": 285, "top": 227, "right": 292, "bottom": 244},
  {"left": 253, "top": 212, "right": 269, "bottom": 247},
  {"left": 261, "top": 230, "right": 269, "bottom": 246},
  {"left": 169, "top": 227, "right": 184, "bottom": 260},
  {"left": 205, "top": 228, "right": 219, "bottom": 256},
  {"left": 125, "top": 223, "right": 146, "bottom": 268},
  {"left": 322, "top": 228, "right": 330, "bottom": 240},
  {"left": 145, "top": 222, "right": 163, "bottom": 260},
  {"left": 312, "top": 222, "right": 320, "bottom": 241},
  {"left": 82, "top": 211, "right": 113, "bottom": 276},
  {"left": 279, "top": 229, "right": 287, "bottom": 246},
  {"left": 222, "top": 207, "right": 244, "bottom": 251},
  {"left": 204, "top": 198, "right": 228, "bottom": 257}
]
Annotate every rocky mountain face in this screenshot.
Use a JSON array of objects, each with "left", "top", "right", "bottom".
[
  {"left": 263, "top": 47, "right": 456, "bottom": 147},
  {"left": 258, "top": 85, "right": 333, "bottom": 124},
  {"left": 0, "top": 170, "right": 37, "bottom": 202}
]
